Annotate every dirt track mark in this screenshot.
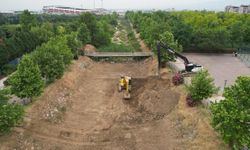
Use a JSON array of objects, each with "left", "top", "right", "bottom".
[{"left": 0, "top": 57, "right": 227, "bottom": 150}]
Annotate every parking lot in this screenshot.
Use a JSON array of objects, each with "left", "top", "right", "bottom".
[{"left": 184, "top": 53, "right": 250, "bottom": 90}]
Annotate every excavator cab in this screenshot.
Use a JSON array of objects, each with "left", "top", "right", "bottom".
[
  {"left": 118, "top": 76, "right": 132, "bottom": 100},
  {"left": 185, "top": 63, "right": 203, "bottom": 72}
]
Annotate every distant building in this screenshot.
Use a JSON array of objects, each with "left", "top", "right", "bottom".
[
  {"left": 43, "top": 6, "right": 109, "bottom": 15},
  {"left": 239, "top": 5, "right": 249, "bottom": 13},
  {"left": 225, "top": 5, "right": 239, "bottom": 13},
  {"left": 43, "top": 6, "right": 90, "bottom": 15},
  {"left": 225, "top": 4, "right": 250, "bottom": 13},
  {"left": 92, "top": 8, "right": 109, "bottom": 15},
  {"left": 225, "top": 5, "right": 231, "bottom": 12}
]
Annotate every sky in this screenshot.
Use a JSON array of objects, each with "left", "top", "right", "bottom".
[{"left": 0, "top": 0, "right": 249, "bottom": 11}]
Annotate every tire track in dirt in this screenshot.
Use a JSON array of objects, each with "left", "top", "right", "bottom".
[{"left": 0, "top": 57, "right": 182, "bottom": 150}]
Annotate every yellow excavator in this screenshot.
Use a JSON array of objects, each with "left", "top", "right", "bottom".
[{"left": 118, "top": 76, "right": 132, "bottom": 100}]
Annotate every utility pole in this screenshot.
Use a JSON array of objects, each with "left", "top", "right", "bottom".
[{"left": 93, "top": 0, "right": 96, "bottom": 9}]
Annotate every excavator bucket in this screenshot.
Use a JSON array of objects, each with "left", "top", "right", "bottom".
[{"left": 123, "top": 92, "right": 131, "bottom": 100}]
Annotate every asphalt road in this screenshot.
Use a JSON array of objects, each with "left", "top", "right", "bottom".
[{"left": 184, "top": 53, "right": 250, "bottom": 90}]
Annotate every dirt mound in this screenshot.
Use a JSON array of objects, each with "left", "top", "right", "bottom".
[
  {"left": 114, "top": 76, "right": 180, "bottom": 125},
  {"left": 82, "top": 44, "right": 97, "bottom": 53},
  {"left": 144, "top": 57, "right": 158, "bottom": 76},
  {"left": 61, "top": 56, "right": 93, "bottom": 89},
  {"left": 27, "top": 56, "right": 94, "bottom": 123}
]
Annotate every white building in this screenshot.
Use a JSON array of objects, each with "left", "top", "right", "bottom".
[
  {"left": 228, "top": 6, "right": 239, "bottom": 13},
  {"left": 43, "top": 6, "right": 92, "bottom": 15},
  {"left": 225, "top": 4, "right": 250, "bottom": 13},
  {"left": 43, "top": 6, "right": 109, "bottom": 15},
  {"left": 239, "top": 5, "right": 249, "bottom": 14}
]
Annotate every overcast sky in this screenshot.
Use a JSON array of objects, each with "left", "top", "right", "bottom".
[{"left": 0, "top": 0, "right": 249, "bottom": 11}]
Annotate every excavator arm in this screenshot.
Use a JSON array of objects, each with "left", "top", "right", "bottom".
[
  {"left": 157, "top": 41, "right": 202, "bottom": 73},
  {"left": 157, "top": 42, "right": 190, "bottom": 65}
]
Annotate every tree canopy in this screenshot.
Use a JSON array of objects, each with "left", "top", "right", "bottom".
[
  {"left": 8, "top": 55, "right": 44, "bottom": 98},
  {"left": 210, "top": 76, "right": 250, "bottom": 149},
  {"left": 126, "top": 11, "right": 250, "bottom": 52}
]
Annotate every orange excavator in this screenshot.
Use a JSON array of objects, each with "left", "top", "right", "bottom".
[{"left": 118, "top": 76, "right": 132, "bottom": 100}]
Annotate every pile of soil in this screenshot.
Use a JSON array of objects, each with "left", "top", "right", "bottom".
[
  {"left": 114, "top": 76, "right": 179, "bottom": 125},
  {"left": 82, "top": 44, "right": 97, "bottom": 54}
]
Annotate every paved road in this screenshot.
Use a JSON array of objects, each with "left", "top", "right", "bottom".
[{"left": 184, "top": 53, "right": 250, "bottom": 90}]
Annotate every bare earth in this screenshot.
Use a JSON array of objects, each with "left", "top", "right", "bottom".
[{"left": 0, "top": 56, "right": 227, "bottom": 150}]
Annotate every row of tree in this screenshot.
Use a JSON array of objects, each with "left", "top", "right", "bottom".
[
  {"left": 0, "top": 11, "right": 117, "bottom": 76},
  {"left": 0, "top": 34, "right": 74, "bottom": 134},
  {"left": 0, "top": 10, "right": 117, "bottom": 134},
  {"left": 9, "top": 34, "right": 74, "bottom": 98},
  {"left": 126, "top": 11, "right": 250, "bottom": 52}
]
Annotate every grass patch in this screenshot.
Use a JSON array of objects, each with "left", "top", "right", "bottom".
[
  {"left": 98, "top": 43, "right": 133, "bottom": 52},
  {"left": 127, "top": 31, "right": 141, "bottom": 51},
  {"left": 111, "top": 17, "right": 141, "bottom": 52}
]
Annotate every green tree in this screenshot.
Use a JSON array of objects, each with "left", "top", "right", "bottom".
[
  {"left": 8, "top": 55, "right": 44, "bottom": 98},
  {"left": 243, "top": 23, "right": 250, "bottom": 44},
  {"left": 56, "top": 25, "right": 66, "bottom": 35},
  {"left": 46, "top": 36, "right": 73, "bottom": 65},
  {"left": 33, "top": 49, "right": 64, "bottom": 83},
  {"left": 20, "top": 10, "right": 36, "bottom": 30},
  {"left": 79, "top": 12, "right": 97, "bottom": 35},
  {"left": 187, "top": 70, "right": 218, "bottom": 102},
  {"left": 92, "top": 21, "right": 111, "bottom": 47},
  {"left": 32, "top": 36, "right": 73, "bottom": 83},
  {"left": 0, "top": 13, "right": 6, "bottom": 25},
  {"left": 77, "top": 23, "right": 91, "bottom": 45},
  {"left": 0, "top": 88, "right": 10, "bottom": 105},
  {"left": 66, "top": 32, "right": 81, "bottom": 58},
  {"left": 31, "top": 23, "right": 54, "bottom": 43},
  {"left": 228, "top": 21, "right": 244, "bottom": 48},
  {"left": 159, "top": 31, "right": 183, "bottom": 62},
  {"left": 79, "top": 12, "right": 98, "bottom": 45},
  {"left": 0, "top": 104, "right": 24, "bottom": 134},
  {"left": 210, "top": 76, "right": 250, "bottom": 149}
]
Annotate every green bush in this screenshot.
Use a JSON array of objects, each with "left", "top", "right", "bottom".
[
  {"left": 92, "top": 21, "right": 112, "bottom": 47},
  {"left": 0, "top": 88, "right": 10, "bottom": 105},
  {"left": 66, "top": 32, "right": 81, "bottom": 59},
  {"left": 77, "top": 23, "right": 91, "bottom": 45},
  {"left": 32, "top": 36, "right": 73, "bottom": 83},
  {"left": 0, "top": 104, "right": 24, "bottom": 134},
  {"left": 210, "top": 76, "right": 250, "bottom": 149},
  {"left": 8, "top": 55, "right": 44, "bottom": 98},
  {"left": 127, "top": 31, "right": 141, "bottom": 51},
  {"left": 159, "top": 31, "right": 183, "bottom": 62},
  {"left": 186, "top": 70, "right": 218, "bottom": 102},
  {"left": 98, "top": 43, "right": 131, "bottom": 52}
]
